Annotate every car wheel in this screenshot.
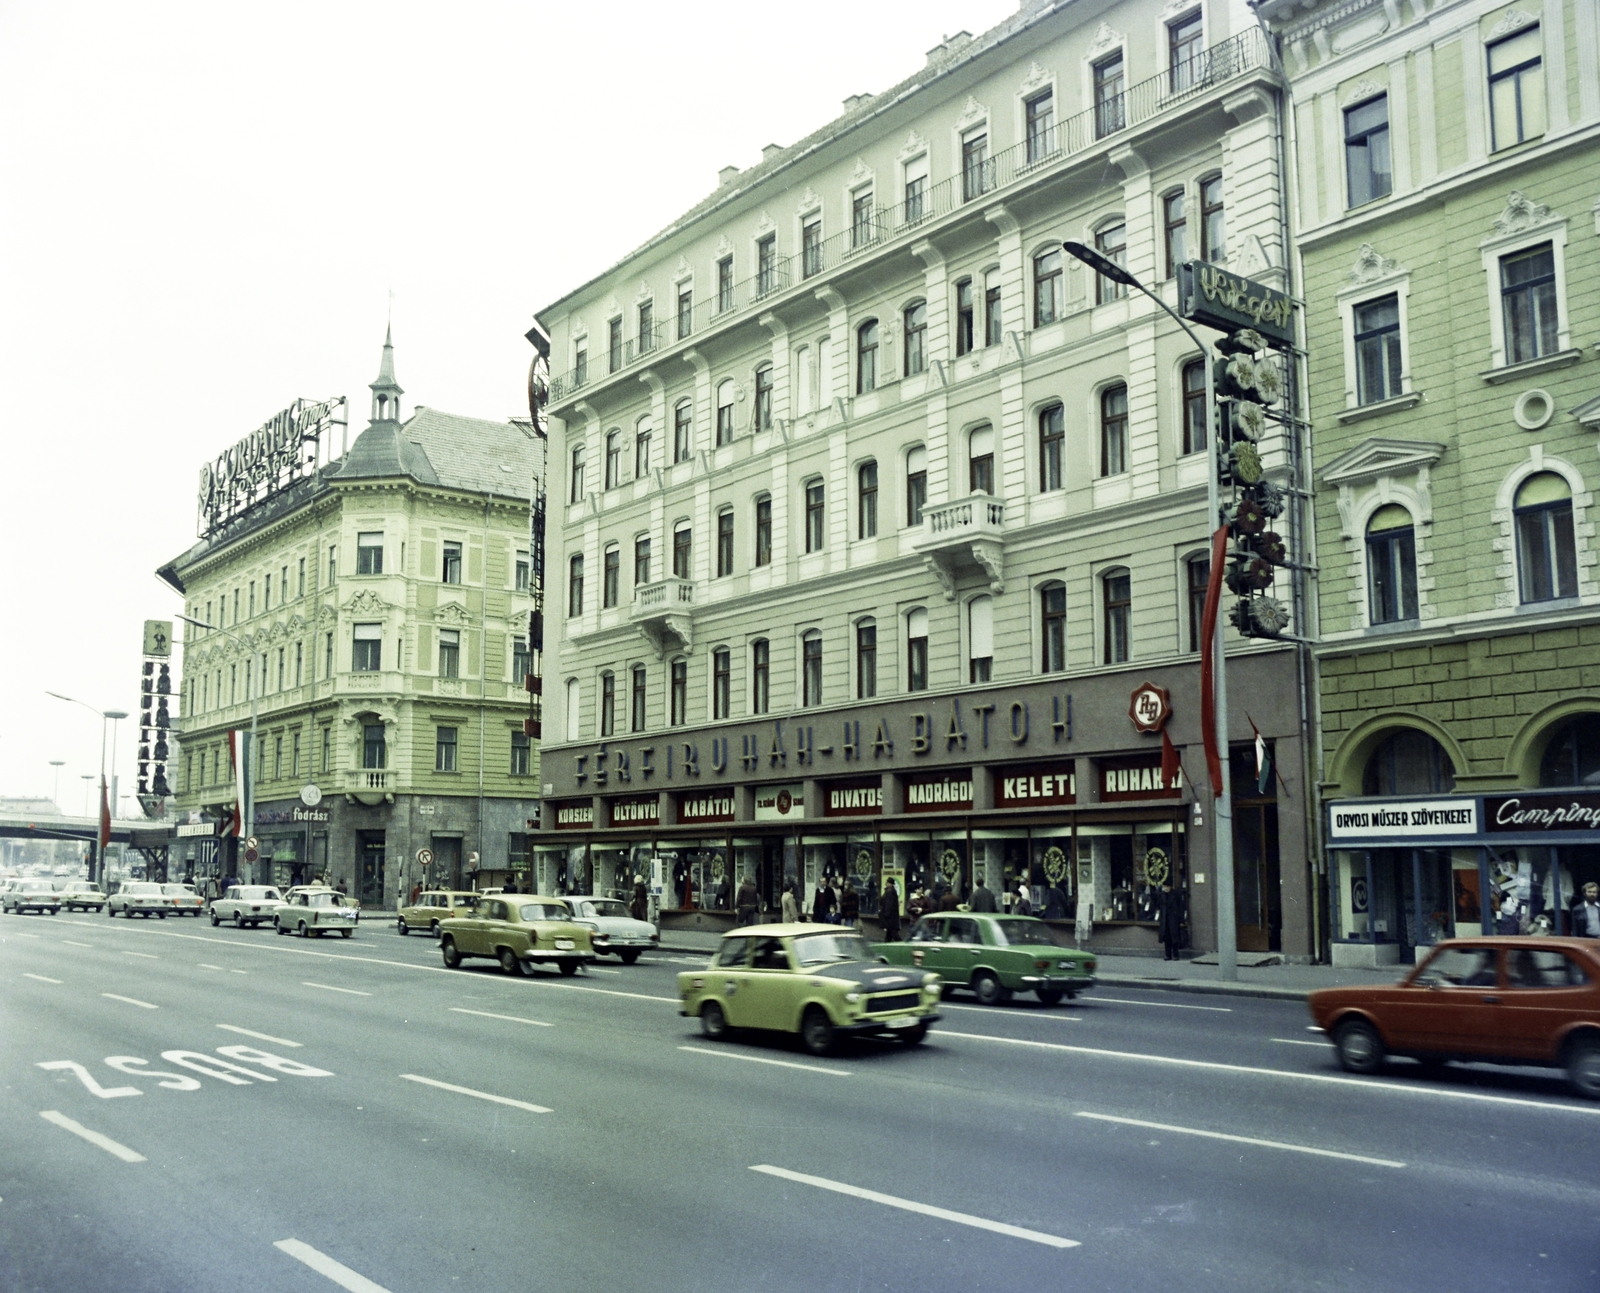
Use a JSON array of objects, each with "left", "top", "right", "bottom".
[
  {"left": 106, "top": 905, "right": 114, "bottom": 917},
  {"left": 275, "top": 918, "right": 287, "bottom": 936},
  {"left": 397, "top": 919, "right": 408, "bottom": 936},
  {"left": 430, "top": 921, "right": 441, "bottom": 940},
  {"left": 801, "top": 1006, "right": 836, "bottom": 1056},
  {"left": 1334, "top": 1018, "right": 1386, "bottom": 1075},
  {"left": 899, "top": 1023, "right": 929, "bottom": 1046},
  {"left": 700, "top": 1001, "right": 728, "bottom": 1040},
  {"left": 340, "top": 929, "right": 352, "bottom": 939},
  {"left": 209, "top": 910, "right": 220, "bottom": 926},
  {"left": 157, "top": 912, "right": 166, "bottom": 919},
  {"left": 559, "top": 961, "right": 579, "bottom": 977},
  {"left": 620, "top": 949, "right": 641, "bottom": 965},
  {"left": 1564, "top": 1036, "right": 1600, "bottom": 1099},
  {"left": 1036, "top": 988, "right": 1065, "bottom": 1007},
  {"left": 972, "top": 971, "right": 1009, "bottom": 1007},
  {"left": 498, "top": 947, "right": 523, "bottom": 976},
  {"left": 297, "top": 921, "right": 308, "bottom": 938},
  {"left": 441, "top": 936, "right": 461, "bottom": 969}
]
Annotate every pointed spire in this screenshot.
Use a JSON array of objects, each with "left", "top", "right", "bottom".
[{"left": 369, "top": 324, "right": 404, "bottom": 426}]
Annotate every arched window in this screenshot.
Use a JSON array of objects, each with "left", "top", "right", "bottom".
[
  {"left": 567, "top": 553, "right": 584, "bottom": 617},
  {"left": 712, "top": 648, "right": 731, "bottom": 720},
  {"left": 1039, "top": 404, "right": 1064, "bottom": 492},
  {"left": 1539, "top": 714, "right": 1600, "bottom": 787},
  {"left": 1033, "top": 247, "right": 1062, "bottom": 326},
  {"left": 570, "top": 443, "right": 586, "bottom": 502},
  {"left": 804, "top": 478, "right": 825, "bottom": 552},
  {"left": 968, "top": 595, "right": 993, "bottom": 682},
  {"left": 1100, "top": 384, "right": 1128, "bottom": 476},
  {"left": 754, "top": 494, "right": 772, "bottom": 567},
  {"left": 1094, "top": 222, "right": 1127, "bottom": 303},
  {"left": 903, "top": 301, "right": 927, "bottom": 376},
  {"left": 1199, "top": 174, "right": 1225, "bottom": 260},
  {"left": 716, "top": 380, "right": 735, "bottom": 446},
  {"left": 599, "top": 671, "right": 616, "bottom": 737},
  {"left": 969, "top": 425, "right": 995, "bottom": 494},
  {"left": 564, "top": 678, "right": 580, "bottom": 742},
  {"left": 1515, "top": 472, "right": 1577, "bottom": 602},
  {"left": 754, "top": 364, "right": 774, "bottom": 432},
  {"left": 670, "top": 659, "right": 688, "bottom": 726},
  {"left": 1362, "top": 729, "right": 1455, "bottom": 796},
  {"left": 672, "top": 522, "right": 692, "bottom": 579},
  {"left": 857, "top": 320, "right": 879, "bottom": 394},
  {"left": 906, "top": 445, "right": 927, "bottom": 525},
  {"left": 857, "top": 460, "right": 878, "bottom": 539},
  {"left": 602, "top": 544, "right": 619, "bottom": 608},
  {"left": 1181, "top": 358, "right": 1206, "bottom": 455},
  {"left": 954, "top": 279, "right": 974, "bottom": 355},
  {"left": 673, "top": 399, "right": 693, "bottom": 463},
  {"left": 1040, "top": 582, "right": 1066, "bottom": 672},
  {"left": 604, "top": 430, "right": 621, "bottom": 489},
  {"left": 1102, "top": 568, "right": 1131, "bottom": 663},
  {"left": 630, "top": 664, "right": 647, "bottom": 733},
  {"left": 801, "top": 630, "right": 823, "bottom": 707},
  {"left": 906, "top": 607, "right": 929, "bottom": 692},
  {"left": 634, "top": 418, "right": 652, "bottom": 477},
  {"left": 716, "top": 508, "right": 734, "bottom": 577},
  {"left": 1186, "top": 555, "right": 1211, "bottom": 652},
  {"left": 1366, "top": 504, "right": 1418, "bottom": 623},
  {"left": 751, "top": 638, "right": 770, "bottom": 714},
  {"left": 856, "top": 617, "right": 877, "bottom": 699}
]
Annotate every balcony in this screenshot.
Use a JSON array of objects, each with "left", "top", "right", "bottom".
[
  {"left": 344, "top": 768, "right": 392, "bottom": 807},
  {"left": 912, "top": 495, "right": 1006, "bottom": 601},
  {"left": 630, "top": 576, "right": 696, "bottom": 657}
]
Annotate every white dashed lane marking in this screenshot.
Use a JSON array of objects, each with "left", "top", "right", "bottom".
[
  {"left": 1074, "top": 1112, "right": 1406, "bottom": 1168},
  {"left": 101, "top": 993, "right": 157, "bottom": 1009},
  {"left": 273, "top": 1239, "right": 392, "bottom": 1292},
  {"left": 38, "top": 1111, "right": 146, "bottom": 1163},
  {"left": 399, "top": 1073, "right": 551, "bottom": 1113},
  {"left": 23, "top": 973, "right": 62, "bottom": 984},
  {"left": 217, "top": 1024, "right": 303, "bottom": 1048}
]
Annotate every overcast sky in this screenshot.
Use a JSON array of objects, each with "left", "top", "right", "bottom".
[{"left": 0, "top": 0, "right": 1020, "bottom": 812}]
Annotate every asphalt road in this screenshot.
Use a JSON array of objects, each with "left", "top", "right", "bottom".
[{"left": 3, "top": 910, "right": 1598, "bottom": 1293}]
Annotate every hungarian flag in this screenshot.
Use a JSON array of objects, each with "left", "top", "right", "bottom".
[{"left": 1249, "top": 717, "right": 1273, "bottom": 796}]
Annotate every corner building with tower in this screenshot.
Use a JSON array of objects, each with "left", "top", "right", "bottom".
[
  {"left": 528, "top": 0, "right": 1322, "bottom": 957},
  {"left": 159, "top": 335, "right": 542, "bottom": 906}
]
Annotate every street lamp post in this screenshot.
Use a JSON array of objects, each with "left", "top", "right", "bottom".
[
  {"left": 176, "top": 615, "right": 258, "bottom": 882},
  {"left": 1060, "top": 242, "right": 1238, "bottom": 981},
  {"left": 48, "top": 693, "right": 129, "bottom": 889},
  {"left": 49, "top": 760, "right": 65, "bottom": 809}
]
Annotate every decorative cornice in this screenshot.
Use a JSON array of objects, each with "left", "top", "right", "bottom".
[
  {"left": 1487, "top": 7, "right": 1538, "bottom": 39},
  {"left": 1488, "top": 189, "right": 1560, "bottom": 239},
  {"left": 1319, "top": 436, "right": 1446, "bottom": 486},
  {"left": 1340, "top": 77, "right": 1385, "bottom": 107},
  {"left": 1347, "top": 241, "right": 1401, "bottom": 284}
]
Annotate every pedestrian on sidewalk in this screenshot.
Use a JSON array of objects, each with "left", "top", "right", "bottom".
[
  {"left": 812, "top": 877, "right": 836, "bottom": 924},
  {"left": 937, "top": 882, "right": 960, "bottom": 912},
  {"left": 839, "top": 877, "right": 860, "bottom": 929},
  {"left": 1043, "top": 880, "right": 1068, "bottom": 921},
  {"left": 735, "top": 874, "right": 759, "bottom": 926},
  {"left": 906, "top": 888, "right": 929, "bottom": 925},
  {"left": 969, "top": 877, "right": 997, "bottom": 913},
  {"left": 781, "top": 880, "right": 800, "bottom": 924},
  {"left": 1074, "top": 889, "right": 1094, "bottom": 950},
  {"left": 1571, "top": 882, "right": 1600, "bottom": 938},
  {"left": 1013, "top": 882, "right": 1033, "bottom": 917},
  {"left": 880, "top": 879, "right": 901, "bottom": 941},
  {"left": 1157, "top": 882, "right": 1184, "bottom": 961},
  {"left": 630, "top": 876, "right": 649, "bottom": 923}
]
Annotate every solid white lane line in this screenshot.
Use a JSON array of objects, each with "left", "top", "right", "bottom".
[
  {"left": 102, "top": 993, "right": 157, "bottom": 1009},
  {"left": 9, "top": 932, "right": 41, "bottom": 939},
  {"left": 38, "top": 1111, "right": 145, "bottom": 1163},
  {"left": 198, "top": 963, "right": 225, "bottom": 970},
  {"left": 1074, "top": 1112, "right": 1406, "bottom": 1168},
  {"left": 449, "top": 1007, "right": 552, "bottom": 1028},
  {"left": 122, "top": 951, "right": 158, "bottom": 959},
  {"left": 749, "top": 1165, "right": 1078, "bottom": 1249},
  {"left": 942, "top": 1004, "right": 1083, "bottom": 1021},
  {"left": 399, "top": 1074, "right": 551, "bottom": 1113},
  {"left": 273, "top": 1239, "right": 392, "bottom": 1293},
  {"left": 23, "top": 973, "right": 62, "bottom": 984},
  {"left": 1091, "top": 996, "right": 1231, "bottom": 1013},
  {"left": 61, "top": 940, "right": 93, "bottom": 948},
  {"left": 940, "top": 1030, "right": 1600, "bottom": 1116},
  {"left": 678, "top": 1046, "right": 850, "bottom": 1077},
  {"left": 302, "top": 982, "right": 370, "bottom": 997},
  {"left": 531, "top": 982, "right": 678, "bottom": 1004},
  {"left": 1272, "top": 1037, "right": 1330, "bottom": 1047},
  {"left": 218, "top": 1024, "right": 303, "bottom": 1048}
]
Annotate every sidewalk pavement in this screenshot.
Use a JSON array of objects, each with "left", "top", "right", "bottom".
[{"left": 654, "top": 927, "right": 1411, "bottom": 1002}]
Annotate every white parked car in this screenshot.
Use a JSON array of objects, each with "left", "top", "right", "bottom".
[
  {"left": 210, "top": 885, "right": 284, "bottom": 928},
  {"left": 107, "top": 882, "right": 173, "bottom": 919},
  {"left": 161, "top": 883, "right": 206, "bottom": 917},
  {"left": 564, "top": 896, "right": 659, "bottom": 964},
  {"left": 274, "top": 887, "right": 358, "bottom": 938},
  {"left": 3, "top": 880, "right": 61, "bottom": 915},
  {"left": 58, "top": 883, "right": 107, "bottom": 912}
]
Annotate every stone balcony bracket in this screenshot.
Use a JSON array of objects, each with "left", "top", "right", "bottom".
[
  {"left": 344, "top": 769, "right": 393, "bottom": 807},
  {"left": 912, "top": 495, "right": 1006, "bottom": 601},
  {"left": 630, "top": 576, "right": 696, "bottom": 658}
]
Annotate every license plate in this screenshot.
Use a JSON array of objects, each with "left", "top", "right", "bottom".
[{"left": 887, "top": 1016, "right": 918, "bottom": 1029}]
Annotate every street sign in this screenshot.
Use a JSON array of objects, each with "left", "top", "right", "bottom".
[
  {"left": 246, "top": 836, "right": 259, "bottom": 850},
  {"left": 1177, "top": 260, "right": 1294, "bottom": 348},
  {"left": 417, "top": 848, "right": 434, "bottom": 867},
  {"left": 244, "top": 846, "right": 259, "bottom": 864},
  {"left": 142, "top": 620, "right": 173, "bottom": 657}
]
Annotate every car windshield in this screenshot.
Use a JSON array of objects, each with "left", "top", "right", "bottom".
[
  {"left": 519, "top": 903, "right": 567, "bottom": 922},
  {"left": 308, "top": 893, "right": 345, "bottom": 907},
  {"left": 450, "top": 894, "right": 479, "bottom": 907},
  {"left": 239, "top": 887, "right": 279, "bottom": 900},
  {"left": 127, "top": 883, "right": 161, "bottom": 895},
  {"left": 992, "top": 919, "right": 1056, "bottom": 946},
  {"left": 792, "top": 931, "right": 874, "bottom": 966},
  {"left": 586, "top": 900, "right": 630, "bottom": 918}
]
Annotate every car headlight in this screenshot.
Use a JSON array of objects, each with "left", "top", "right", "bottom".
[
  {"left": 922, "top": 974, "right": 940, "bottom": 990},
  {"left": 844, "top": 991, "right": 861, "bottom": 1003}
]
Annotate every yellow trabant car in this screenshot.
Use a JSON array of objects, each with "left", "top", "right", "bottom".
[
  {"left": 397, "top": 889, "right": 482, "bottom": 937},
  {"left": 438, "top": 896, "right": 595, "bottom": 976},
  {"left": 679, "top": 924, "right": 942, "bottom": 1055}
]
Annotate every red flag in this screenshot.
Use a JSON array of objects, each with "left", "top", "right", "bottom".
[
  {"left": 1161, "top": 728, "right": 1181, "bottom": 791},
  {"left": 1198, "top": 523, "right": 1231, "bottom": 800},
  {"left": 98, "top": 778, "right": 112, "bottom": 851}
]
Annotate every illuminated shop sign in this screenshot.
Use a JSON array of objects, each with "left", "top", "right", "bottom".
[
  {"left": 903, "top": 771, "right": 973, "bottom": 813},
  {"left": 823, "top": 777, "right": 883, "bottom": 818},
  {"left": 995, "top": 762, "right": 1077, "bottom": 808},
  {"left": 196, "top": 396, "right": 347, "bottom": 537},
  {"left": 1484, "top": 792, "right": 1600, "bottom": 834}
]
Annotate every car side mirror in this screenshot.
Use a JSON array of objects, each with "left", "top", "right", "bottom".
[{"left": 877, "top": 955, "right": 889, "bottom": 964}]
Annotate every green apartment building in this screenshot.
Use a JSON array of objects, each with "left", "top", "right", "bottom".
[
  {"left": 158, "top": 334, "right": 542, "bottom": 906},
  {"left": 1262, "top": 0, "right": 1600, "bottom": 962}
]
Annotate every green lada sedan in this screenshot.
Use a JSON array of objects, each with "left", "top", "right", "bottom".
[
  {"left": 679, "top": 924, "right": 942, "bottom": 1055},
  {"left": 439, "top": 896, "right": 595, "bottom": 976},
  {"left": 877, "top": 913, "right": 1096, "bottom": 1006}
]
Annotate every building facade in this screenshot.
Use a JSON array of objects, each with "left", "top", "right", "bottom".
[
  {"left": 1261, "top": 0, "right": 1600, "bottom": 962},
  {"left": 159, "top": 335, "right": 542, "bottom": 906},
  {"left": 527, "top": 0, "right": 1323, "bottom": 956}
]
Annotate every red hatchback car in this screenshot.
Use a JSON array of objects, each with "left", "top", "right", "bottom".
[{"left": 1309, "top": 937, "right": 1600, "bottom": 1098}]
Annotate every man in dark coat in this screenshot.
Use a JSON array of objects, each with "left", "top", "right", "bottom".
[
  {"left": 630, "top": 878, "right": 649, "bottom": 923},
  {"left": 1157, "top": 883, "right": 1185, "bottom": 960},
  {"left": 735, "top": 875, "right": 759, "bottom": 926},
  {"left": 839, "top": 878, "right": 860, "bottom": 928},
  {"left": 812, "top": 878, "right": 837, "bottom": 924},
  {"left": 1043, "top": 882, "right": 1069, "bottom": 921},
  {"left": 969, "top": 878, "right": 998, "bottom": 912},
  {"left": 880, "top": 879, "right": 902, "bottom": 941}
]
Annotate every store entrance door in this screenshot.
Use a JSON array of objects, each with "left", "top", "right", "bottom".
[
  {"left": 432, "top": 836, "right": 463, "bottom": 891},
  {"left": 358, "top": 832, "right": 386, "bottom": 909},
  {"left": 1233, "top": 803, "right": 1281, "bottom": 953}
]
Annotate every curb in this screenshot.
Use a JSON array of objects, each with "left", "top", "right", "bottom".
[{"left": 1094, "top": 972, "right": 1311, "bottom": 1002}]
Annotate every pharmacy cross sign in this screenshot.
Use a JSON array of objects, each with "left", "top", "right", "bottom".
[{"left": 1128, "top": 682, "right": 1172, "bottom": 735}]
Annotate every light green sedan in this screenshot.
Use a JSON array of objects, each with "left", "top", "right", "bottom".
[{"left": 678, "top": 924, "right": 942, "bottom": 1055}]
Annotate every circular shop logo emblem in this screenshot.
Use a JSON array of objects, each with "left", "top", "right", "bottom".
[
  {"left": 776, "top": 789, "right": 792, "bottom": 815},
  {"left": 1128, "top": 682, "right": 1172, "bottom": 734},
  {"left": 939, "top": 849, "right": 961, "bottom": 882},
  {"left": 1042, "top": 846, "right": 1068, "bottom": 885},
  {"left": 300, "top": 783, "right": 323, "bottom": 807},
  {"left": 854, "top": 849, "right": 874, "bottom": 881},
  {"left": 1143, "top": 847, "right": 1170, "bottom": 887}
]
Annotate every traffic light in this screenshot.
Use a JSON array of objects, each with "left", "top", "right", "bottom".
[{"left": 1215, "top": 328, "right": 1291, "bottom": 639}]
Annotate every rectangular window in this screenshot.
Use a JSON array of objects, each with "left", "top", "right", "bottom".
[
  {"left": 273, "top": 735, "right": 282, "bottom": 781},
  {"left": 1182, "top": 359, "right": 1207, "bottom": 453},
  {"left": 673, "top": 526, "right": 692, "bottom": 579},
  {"left": 851, "top": 189, "right": 874, "bottom": 249},
  {"left": 1489, "top": 27, "right": 1544, "bottom": 151},
  {"left": 264, "top": 574, "right": 272, "bottom": 610},
  {"left": 961, "top": 128, "right": 990, "bottom": 201},
  {"left": 955, "top": 279, "right": 974, "bottom": 356},
  {"left": 804, "top": 480, "right": 825, "bottom": 553},
  {"left": 297, "top": 558, "right": 305, "bottom": 597},
  {"left": 568, "top": 555, "right": 584, "bottom": 616},
  {"left": 632, "top": 665, "right": 647, "bottom": 732},
  {"left": 969, "top": 444, "right": 994, "bottom": 495},
  {"left": 294, "top": 642, "right": 303, "bottom": 687},
  {"left": 985, "top": 273, "right": 1002, "bottom": 346},
  {"left": 571, "top": 444, "right": 586, "bottom": 501},
  {"left": 1517, "top": 499, "right": 1578, "bottom": 602},
  {"left": 1039, "top": 405, "right": 1064, "bottom": 492},
  {"left": 633, "top": 535, "right": 651, "bottom": 586},
  {"left": 754, "top": 365, "right": 773, "bottom": 431},
  {"left": 1200, "top": 176, "right": 1225, "bottom": 261},
  {"left": 717, "top": 256, "right": 734, "bottom": 313},
  {"left": 1101, "top": 385, "right": 1128, "bottom": 477},
  {"left": 907, "top": 459, "right": 927, "bottom": 527},
  {"left": 1163, "top": 190, "right": 1186, "bottom": 280},
  {"left": 1501, "top": 243, "right": 1558, "bottom": 364},
  {"left": 603, "top": 548, "right": 619, "bottom": 608},
  {"left": 600, "top": 672, "right": 616, "bottom": 736},
  {"left": 1187, "top": 558, "right": 1210, "bottom": 653},
  {"left": 513, "top": 636, "right": 530, "bottom": 684},
  {"left": 712, "top": 648, "right": 731, "bottom": 719},
  {"left": 802, "top": 217, "right": 823, "bottom": 278},
  {"left": 903, "top": 154, "right": 928, "bottom": 223},
  {"left": 856, "top": 621, "right": 877, "bottom": 699},
  {"left": 353, "top": 534, "right": 380, "bottom": 576},
  {"left": 363, "top": 723, "right": 386, "bottom": 769},
  {"left": 515, "top": 551, "right": 530, "bottom": 592},
  {"left": 438, "top": 629, "right": 460, "bottom": 679},
  {"left": 574, "top": 346, "right": 588, "bottom": 386},
  {"left": 1094, "top": 54, "right": 1125, "bottom": 138},
  {"left": 322, "top": 726, "right": 331, "bottom": 773},
  {"left": 670, "top": 659, "right": 687, "bottom": 726},
  {"left": 441, "top": 541, "right": 462, "bottom": 584},
  {"left": 1041, "top": 584, "right": 1066, "bottom": 672},
  {"left": 1169, "top": 11, "right": 1204, "bottom": 92},
  {"left": 635, "top": 424, "right": 651, "bottom": 478},
  {"left": 511, "top": 732, "right": 530, "bottom": 776},
  {"left": 605, "top": 433, "right": 621, "bottom": 488},
  {"left": 756, "top": 234, "right": 778, "bottom": 296},
  {"left": 751, "top": 639, "right": 769, "bottom": 715},
  {"left": 1354, "top": 295, "right": 1403, "bottom": 404},
  {"left": 1368, "top": 526, "right": 1419, "bottom": 623},
  {"left": 858, "top": 462, "right": 878, "bottom": 539},
  {"left": 673, "top": 403, "right": 692, "bottom": 463},
  {"left": 248, "top": 582, "right": 255, "bottom": 618},
  {"left": 802, "top": 634, "right": 823, "bottom": 707},
  {"left": 325, "top": 632, "right": 333, "bottom": 678},
  {"left": 435, "top": 726, "right": 458, "bottom": 773},
  {"left": 277, "top": 648, "right": 284, "bottom": 691},
  {"left": 1104, "top": 572, "right": 1131, "bottom": 664},
  {"left": 677, "top": 287, "right": 693, "bottom": 340},
  {"left": 856, "top": 323, "right": 877, "bottom": 394},
  {"left": 637, "top": 301, "right": 655, "bottom": 354},
  {"left": 352, "top": 623, "right": 382, "bottom": 672},
  {"left": 1025, "top": 90, "right": 1054, "bottom": 163},
  {"left": 903, "top": 302, "right": 926, "bottom": 376},
  {"left": 716, "top": 510, "right": 734, "bottom": 577},
  {"left": 1033, "top": 249, "right": 1062, "bottom": 327},
  {"left": 292, "top": 731, "right": 301, "bottom": 778},
  {"left": 755, "top": 498, "right": 772, "bottom": 567},
  {"left": 1344, "top": 95, "right": 1392, "bottom": 207},
  {"left": 716, "top": 388, "right": 734, "bottom": 446},
  {"left": 608, "top": 317, "right": 623, "bottom": 372},
  {"left": 1095, "top": 224, "right": 1128, "bottom": 303},
  {"left": 907, "top": 630, "right": 928, "bottom": 693}
]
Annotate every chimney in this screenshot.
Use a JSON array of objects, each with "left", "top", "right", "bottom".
[
  {"left": 718, "top": 165, "right": 740, "bottom": 187},
  {"left": 761, "top": 142, "right": 783, "bottom": 162},
  {"left": 842, "top": 92, "right": 872, "bottom": 112},
  {"left": 927, "top": 30, "right": 974, "bottom": 63}
]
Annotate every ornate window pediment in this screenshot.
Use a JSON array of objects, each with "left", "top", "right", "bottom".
[
  {"left": 1340, "top": 77, "right": 1385, "bottom": 107},
  {"left": 1487, "top": 7, "right": 1538, "bottom": 39},
  {"left": 1486, "top": 190, "right": 1563, "bottom": 243},
  {"left": 955, "top": 96, "right": 988, "bottom": 131},
  {"left": 896, "top": 131, "right": 927, "bottom": 164},
  {"left": 849, "top": 157, "right": 873, "bottom": 186},
  {"left": 345, "top": 588, "right": 390, "bottom": 616},
  {"left": 1020, "top": 62, "right": 1051, "bottom": 94},
  {"left": 1087, "top": 22, "right": 1124, "bottom": 59},
  {"left": 433, "top": 601, "right": 472, "bottom": 627},
  {"left": 1319, "top": 436, "right": 1445, "bottom": 489}
]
